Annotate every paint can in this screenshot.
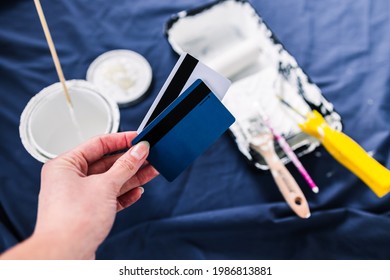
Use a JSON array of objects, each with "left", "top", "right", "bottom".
[{"left": 19, "top": 79, "right": 120, "bottom": 162}]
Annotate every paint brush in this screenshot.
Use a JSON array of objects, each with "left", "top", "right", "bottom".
[
  {"left": 240, "top": 117, "right": 311, "bottom": 219},
  {"left": 33, "top": 0, "right": 72, "bottom": 107},
  {"left": 278, "top": 96, "right": 390, "bottom": 198},
  {"left": 255, "top": 103, "right": 319, "bottom": 193}
]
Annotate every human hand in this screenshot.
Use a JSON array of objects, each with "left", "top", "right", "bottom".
[{"left": 5, "top": 132, "right": 158, "bottom": 259}]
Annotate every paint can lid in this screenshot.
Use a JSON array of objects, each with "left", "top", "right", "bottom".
[{"left": 86, "top": 49, "right": 152, "bottom": 107}]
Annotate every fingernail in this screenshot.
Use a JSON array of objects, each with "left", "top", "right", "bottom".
[
  {"left": 139, "top": 187, "right": 144, "bottom": 194},
  {"left": 130, "top": 141, "right": 149, "bottom": 160}
]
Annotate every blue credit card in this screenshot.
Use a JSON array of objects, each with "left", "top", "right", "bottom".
[{"left": 132, "top": 79, "right": 235, "bottom": 181}]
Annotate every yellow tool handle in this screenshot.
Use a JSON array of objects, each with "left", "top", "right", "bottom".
[{"left": 299, "top": 110, "right": 390, "bottom": 197}]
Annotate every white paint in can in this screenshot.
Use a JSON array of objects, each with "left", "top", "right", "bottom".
[{"left": 20, "top": 79, "right": 120, "bottom": 162}]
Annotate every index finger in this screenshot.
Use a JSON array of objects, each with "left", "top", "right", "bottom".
[{"left": 70, "top": 132, "right": 137, "bottom": 164}]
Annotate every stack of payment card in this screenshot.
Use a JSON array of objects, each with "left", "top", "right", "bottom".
[{"left": 133, "top": 53, "right": 235, "bottom": 181}]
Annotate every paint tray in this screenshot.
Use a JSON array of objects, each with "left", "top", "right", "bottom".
[{"left": 164, "top": 0, "right": 342, "bottom": 170}]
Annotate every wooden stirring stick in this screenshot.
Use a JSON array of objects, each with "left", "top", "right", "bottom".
[{"left": 33, "top": 0, "right": 72, "bottom": 107}]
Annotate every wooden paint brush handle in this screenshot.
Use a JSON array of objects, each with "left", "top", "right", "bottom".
[
  {"left": 299, "top": 110, "right": 390, "bottom": 197},
  {"left": 251, "top": 141, "right": 311, "bottom": 219}
]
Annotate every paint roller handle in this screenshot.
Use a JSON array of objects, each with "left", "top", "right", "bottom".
[{"left": 299, "top": 110, "right": 390, "bottom": 197}]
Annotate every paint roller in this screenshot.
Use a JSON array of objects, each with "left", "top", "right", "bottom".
[{"left": 205, "top": 39, "right": 260, "bottom": 78}]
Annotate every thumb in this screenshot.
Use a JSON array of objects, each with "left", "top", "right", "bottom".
[{"left": 105, "top": 141, "right": 150, "bottom": 188}]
